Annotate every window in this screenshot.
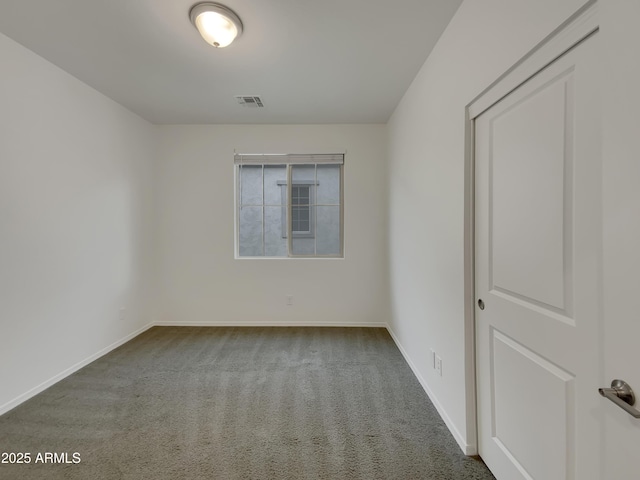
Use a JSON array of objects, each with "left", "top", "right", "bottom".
[
  {"left": 291, "top": 185, "right": 311, "bottom": 234},
  {"left": 235, "top": 153, "right": 343, "bottom": 258},
  {"left": 276, "top": 180, "right": 316, "bottom": 238}
]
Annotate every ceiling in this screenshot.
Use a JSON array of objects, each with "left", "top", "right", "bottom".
[{"left": 0, "top": 0, "right": 462, "bottom": 124}]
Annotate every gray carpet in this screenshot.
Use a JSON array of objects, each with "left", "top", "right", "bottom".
[{"left": 0, "top": 327, "right": 495, "bottom": 479}]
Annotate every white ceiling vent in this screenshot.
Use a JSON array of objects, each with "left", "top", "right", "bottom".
[{"left": 235, "top": 95, "right": 264, "bottom": 108}]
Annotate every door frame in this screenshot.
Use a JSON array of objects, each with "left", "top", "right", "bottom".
[{"left": 462, "top": 0, "right": 600, "bottom": 456}]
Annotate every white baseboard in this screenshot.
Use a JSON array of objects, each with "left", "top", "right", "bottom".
[
  {"left": 385, "top": 325, "right": 477, "bottom": 456},
  {"left": 153, "top": 321, "right": 388, "bottom": 328},
  {"left": 0, "top": 322, "right": 155, "bottom": 416}
]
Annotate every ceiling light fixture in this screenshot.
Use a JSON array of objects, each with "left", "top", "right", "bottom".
[{"left": 189, "top": 2, "right": 243, "bottom": 48}]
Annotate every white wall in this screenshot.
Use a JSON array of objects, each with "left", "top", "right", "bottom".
[
  {"left": 153, "top": 124, "right": 389, "bottom": 327},
  {"left": 386, "top": 0, "right": 590, "bottom": 453},
  {"left": 0, "top": 33, "right": 155, "bottom": 413}
]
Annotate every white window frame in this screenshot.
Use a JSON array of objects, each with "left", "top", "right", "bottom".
[{"left": 234, "top": 153, "right": 344, "bottom": 258}]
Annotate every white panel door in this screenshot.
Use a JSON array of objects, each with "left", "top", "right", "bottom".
[{"left": 475, "top": 30, "right": 601, "bottom": 480}]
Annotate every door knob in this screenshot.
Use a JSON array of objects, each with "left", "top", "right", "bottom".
[
  {"left": 478, "top": 299, "right": 485, "bottom": 310},
  {"left": 599, "top": 379, "right": 640, "bottom": 418}
]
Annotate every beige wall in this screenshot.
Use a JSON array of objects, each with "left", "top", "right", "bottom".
[
  {"left": 0, "top": 33, "right": 155, "bottom": 413},
  {"left": 153, "top": 124, "right": 390, "bottom": 327}
]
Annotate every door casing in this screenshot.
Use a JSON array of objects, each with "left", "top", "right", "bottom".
[{"left": 462, "top": 0, "right": 600, "bottom": 458}]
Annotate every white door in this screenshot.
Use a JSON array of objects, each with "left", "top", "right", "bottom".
[{"left": 474, "top": 23, "right": 602, "bottom": 480}]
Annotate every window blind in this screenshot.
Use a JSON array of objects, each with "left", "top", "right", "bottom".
[{"left": 233, "top": 153, "right": 344, "bottom": 165}]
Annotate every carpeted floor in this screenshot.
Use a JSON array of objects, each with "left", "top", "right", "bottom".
[{"left": 0, "top": 327, "right": 495, "bottom": 479}]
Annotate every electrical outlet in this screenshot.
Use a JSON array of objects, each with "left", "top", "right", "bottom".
[
  {"left": 435, "top": 355, "right": 443, "bottom": 377},
  {"left": 119, "top": 307, "right": 126, "bottom": 321},
  {"left": 286, "top": 295, "right": 293, "bottom": 306}
]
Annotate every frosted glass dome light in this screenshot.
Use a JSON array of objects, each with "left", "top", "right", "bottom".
[{"left": 190, "top": 3, "right": 243, "bottom": 48}]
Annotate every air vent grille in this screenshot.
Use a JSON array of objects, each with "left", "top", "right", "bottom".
[{"left": 235, "top": 95, "right": 264, "bottom": 108}]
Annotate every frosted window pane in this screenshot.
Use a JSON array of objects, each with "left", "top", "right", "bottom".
[
  {"left": 316, "top": 206, "right": 341, "bottom": 255},
  {"left": 316, "top": 165, "right": 340, "bottom": 205},
  {"left": 264, "top": 207, "right": 287, "bottom": 257},
  {"left": 239, "top": 206, "right": 263, "bottom": 256},
  {"left": 292, "top": 237, "right": 315, "bottom": 255},
  {"left": 240, "top": 166, "right": 262, "bottom": 205},
  {"left": 263, "top": 165, "right": 286, "bottom": 205},
  {"left": 292, "top": 164, "right": 315, "bottom": 183}
]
